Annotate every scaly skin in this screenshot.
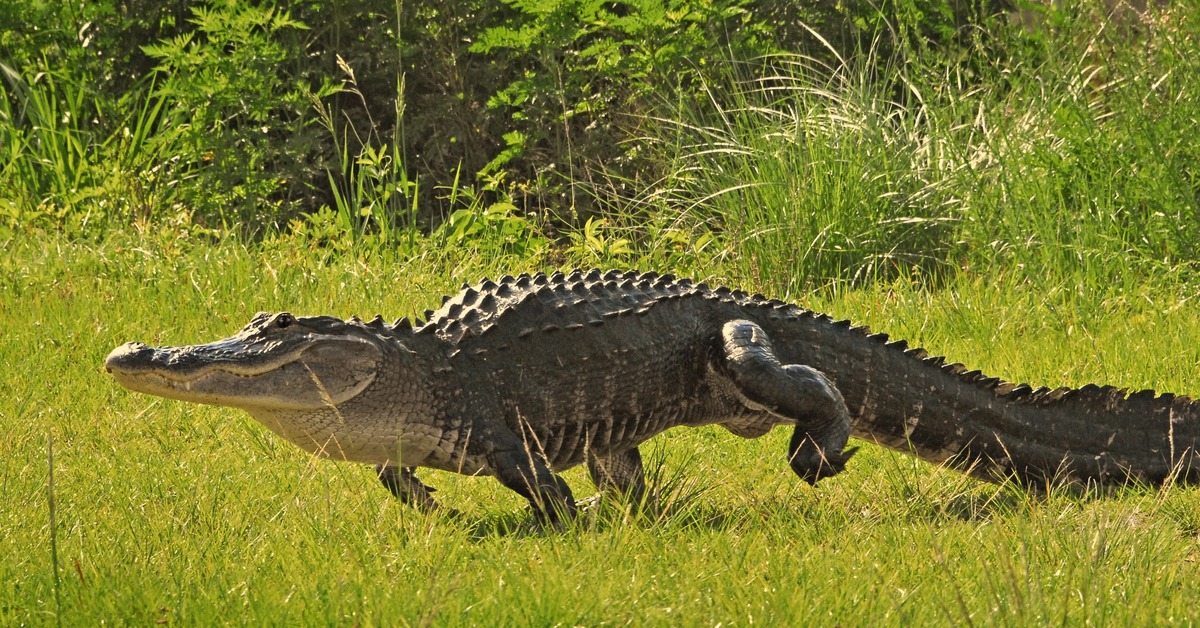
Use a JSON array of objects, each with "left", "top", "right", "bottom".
[{"left": 105, "top": 269, "right": 1199, "bottom": 523}]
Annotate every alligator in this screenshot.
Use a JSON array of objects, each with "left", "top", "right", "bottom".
[{"left": 104, "top": 269, "right": 1199, "bottom": 523}]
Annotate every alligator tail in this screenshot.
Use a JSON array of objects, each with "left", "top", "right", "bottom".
[{"left": 767, "top": 311, "right": 1200, "bottom": 487}]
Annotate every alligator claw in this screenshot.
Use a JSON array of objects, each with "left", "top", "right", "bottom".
[{"left": 793, "top": 445, "right": 859, "bottom": 486}]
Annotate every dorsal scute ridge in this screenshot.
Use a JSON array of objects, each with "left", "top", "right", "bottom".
[
  {"left": 889, "top": 334, "right": 1119, "bottom": 405},
  {"left": 981, "top": 375, "right": 1183, "bottom": 410},
  {"left": 342, "top": 313, "right": 400, "bottom": 339},
  {"left": 422, "top": 268, "right": 723, "bottom": 346}
]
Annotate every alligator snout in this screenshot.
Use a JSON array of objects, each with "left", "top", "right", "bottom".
[{"left": 104, "top": 342, "right": 154, "bottom": 373}]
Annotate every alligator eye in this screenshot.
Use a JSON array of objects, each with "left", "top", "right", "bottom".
[{"left": 276, "top": 313, "right": 295, "bottom": 329}]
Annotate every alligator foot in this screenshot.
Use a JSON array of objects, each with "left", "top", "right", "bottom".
[
  {"left": 718, "top": 320, "right": 856, "bottom": 484},
  {"left": 376, "top": 465, "right": 444, "bottom": 513},
  {"left": 575, "top": 494, "right": 604, "bottom": 511},
  {"left": 587, "top": 447, "right": 647, "bottom": 502}
]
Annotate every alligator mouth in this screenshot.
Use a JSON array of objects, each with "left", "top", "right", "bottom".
[
  {"left": 104, "top": 335, "right": 381, "bottom": 410},
  {"left": 106, "top": 368, "right": 269, "bottom": 404}
]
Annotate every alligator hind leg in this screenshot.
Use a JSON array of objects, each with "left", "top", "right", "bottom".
[
  {"left": 376, "top": 465, "right": 442, "bottom": 512},
  {"left": 587, "top": 447, "right": 647, "bottom": 505},
  {"left": 718, "top": 320, "right": 857, "bottom": 484},
  {"left": 488, "top": 435, "right": 577, "bottom": 525}
]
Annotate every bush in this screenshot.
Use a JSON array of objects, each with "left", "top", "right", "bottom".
[{"left": 141, "top": 3, "right": 320, "bottom": 232}]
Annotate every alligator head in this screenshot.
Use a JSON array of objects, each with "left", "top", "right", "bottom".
[{"left": 104, "top": 312, "right": 383, "bottom": 411}]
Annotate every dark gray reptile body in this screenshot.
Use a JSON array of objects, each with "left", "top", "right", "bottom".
[
  {"left": 106, "top": 269, "right": 1200, "bottom": 522},
  {"left": 424, "top": 270, "right": 803, "bottom": 468}
]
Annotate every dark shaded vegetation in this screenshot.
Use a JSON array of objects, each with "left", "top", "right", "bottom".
[
  {"left": 3, "top": 0, "right": 1196, "bottom": 292},
  {"left": 1, "top": 0, "right": 1010, "bottom": 230}
]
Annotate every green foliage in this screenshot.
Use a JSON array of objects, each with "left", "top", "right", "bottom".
[
  {"left": 1, "top": 0, "right": 1198, "bottom": 300},
  {"left": 644, "top": 55, "right": 958, "bottom": 292},
  {"left": 142, "top": 2, "right": 316, "bottom": 231},
  {"left": 566, "top": 216, "right": 635, "bottom": 265},
  {"left": 0, "top": 1, "right": 79, "bottom": 73},
  {"left": 433, "top": 201, "right": 550, "bottom": 259},
  {"left": 471, "top": 0, "right": 771, "bottom": 217},
  {"left": 0, "top": 65, "right": 185, "bottom": 238},
  {"left": 310, "top": 60, "right": 419, "bottom": 249},
  {"left": 291, "top": 0, "right": 521, "bottom": 220}
]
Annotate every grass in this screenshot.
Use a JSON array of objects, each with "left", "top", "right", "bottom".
[
  {"left": 616, "top": 4, "right": 1200, "bottom": 294},
  {"left": 1, "top": 234, "right": 1197, "bottom": 624},
  {"left": 3, "top": 3, "right": 1200, "bottom": 624}
]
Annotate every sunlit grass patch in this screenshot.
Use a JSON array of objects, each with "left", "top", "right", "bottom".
[{"left": 2, "top": 235, "right": 1197, "bottom": 624}]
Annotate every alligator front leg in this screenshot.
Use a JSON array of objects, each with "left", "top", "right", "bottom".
[
  {"left": 587, "top": 446, "right": 647, "bottom": 505},
  {"left": 376, "top": 465, "right": 443, "bottom": 512},
  {"left": 718, "top": 320, "right": 858, "bottom": 484}
]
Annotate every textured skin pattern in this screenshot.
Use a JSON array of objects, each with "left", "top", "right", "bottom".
[
  {"left": 107, "top": 269, "right": 1200, "bottom": 522},
  {"left": 393, "top": 269, "right": 855, "bottom": 518}
]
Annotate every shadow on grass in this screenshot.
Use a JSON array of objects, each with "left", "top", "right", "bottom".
[{"left": 454, "top": 446, "right": 752, "bottom": 538}]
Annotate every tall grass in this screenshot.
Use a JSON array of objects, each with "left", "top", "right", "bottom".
[
  {"left": 623, "top": 3, "right": 1200, "bottom": 296},
  {"left": 0, "top": 67, "right": 183, "bottom": 236}
]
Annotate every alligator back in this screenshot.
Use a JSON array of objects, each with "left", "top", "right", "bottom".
[{"left": 411, "top": 269, "right": 777, "bottom": 468}]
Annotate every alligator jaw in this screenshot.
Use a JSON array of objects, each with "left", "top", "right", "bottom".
[
  {"left": 105, "top": 335, "right": 381, "bottom": 411},
  {"left": 105, "top": 339, "right": 309, "bottom": 378}
]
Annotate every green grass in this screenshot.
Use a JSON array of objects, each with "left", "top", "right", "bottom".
[
  {"left": 2, "top": 234, "right": 1197, "bottom": 624},
  {"left": 4, "top": 3, "right": 1200, "bottom": 624}
]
